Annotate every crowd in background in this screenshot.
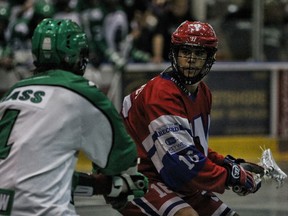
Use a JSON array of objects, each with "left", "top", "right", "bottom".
[{"left": 0, "top": 0, "right": 288, "bottom": 96}]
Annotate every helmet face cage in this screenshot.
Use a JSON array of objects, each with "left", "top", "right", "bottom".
[
  {"left": 170, "top": 44, "right": 217, "bottom": 85},
  {"left": 32, "top": 18, "right": 89, "bottom": 75},
  {"left": 169, "top": 21, "right": 218, "bottom": 85}
]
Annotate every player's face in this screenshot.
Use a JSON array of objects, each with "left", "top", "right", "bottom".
[{"left": 177, "top": 46, "right": 207, "bottom": 78}]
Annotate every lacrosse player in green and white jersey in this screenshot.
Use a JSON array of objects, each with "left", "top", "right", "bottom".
[{"left": 0, "top": 18, "right": 148, "bottom": 216}]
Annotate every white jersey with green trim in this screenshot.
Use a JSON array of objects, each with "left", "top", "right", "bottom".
[{"left": 0, "top": 70, "right": 137, "bottom": 215}]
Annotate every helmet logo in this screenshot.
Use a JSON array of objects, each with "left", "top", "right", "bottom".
[
  {"left": 189, "top": 36, "right": 197, "bottom": 43},
  {"left": 42, "top": 37, "right": 52, "bottom": 50},
  {"left": 193, "top": 23, "right": 201, "bottom": 32}
]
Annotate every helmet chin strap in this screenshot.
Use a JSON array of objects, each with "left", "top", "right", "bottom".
[
  {"left": 180, "top": 71, "right": 204, "bottom": 85},
  {"left": 79, "top": 57, "right": 89, "bottom": 74},
  {"left": 72, "top": 57, "right": 89, "bottom": 76}
]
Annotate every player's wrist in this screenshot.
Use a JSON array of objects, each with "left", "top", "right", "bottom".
[{"left": 73, "top": 172, "right": 113, "bottom": 196}]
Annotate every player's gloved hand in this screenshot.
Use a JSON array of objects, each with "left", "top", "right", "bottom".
[
  {"left": 104, "top": 172, "right": 149, "bottom": 210},
  {"left": 223, "top": 155, "right": 261, "bottom": 196}
]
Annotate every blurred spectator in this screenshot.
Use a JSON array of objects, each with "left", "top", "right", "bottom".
[
  {"left": 53, "top": 0, "right": 81, "bottom": 25},
  {"left": 221, "top": 0, "right": 287, "bottom": 61},
  {"left": 263, "top": 0, "right": 286, "bottom": 61},
  {"left": 221, "top": 0, "right": 253, "bottom": 61},
  {"left": 0, "top": 1, "right": 16, "bottom": 98},
  {"left": 122, "top": 0, "right": 156, "bottom": 63},
  {"left": 151, "top": 0, "right": 195, "bottom": 63},
  {"left": 28, "top": 0, "right": 55, "bottom": 37},
  {"left": 6, "top": 0, "right": 34, "bottom": 47},
  {"left": 80, "top": 0, "right": 129, "bottom": 71},
  {"left": 206, "top": 0, "right": 233, "bottom": 60},
  {"left": 0, "top": 0, "right": 287, "bottom": 84},
  {"left": 0, "top": 1, "right": 12, "bottom": 70},
  {"left": 7, "top": 0, "right": 54, "bottom": 78}
]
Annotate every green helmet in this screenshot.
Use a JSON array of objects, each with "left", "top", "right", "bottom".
[{"left": 32, "top": 18, "right": 89, "bottom": 74}]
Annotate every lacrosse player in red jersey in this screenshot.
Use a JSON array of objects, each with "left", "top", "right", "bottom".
[{"left": 120, "top": 20, "right": 261, "bottom": 216}]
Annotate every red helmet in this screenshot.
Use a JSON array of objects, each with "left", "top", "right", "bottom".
[
  {"left": 169, "top": 21, "right": 218, "bottom": 85},
  {"left": 171, "top": 20, "right": 218, "bottom": 48}
]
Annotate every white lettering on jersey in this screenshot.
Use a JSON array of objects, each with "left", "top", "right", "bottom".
[
  {"left": 0, "top": 194, "right": 9, "bottom": 211},
  {"left": 134, "top": 84, "right": 146, "bottom": 100},
  {"left": 179, "top": 150, "right": 200, "bottom": 170},
  {"left": 156, "top": 123, "right": 180, "bottom": 136},
  {"left": 150, "top": 182, "right": 172, "bottom": 198},
  {"left": 0, "top": 189, "right": 14, "bottom": 214},
  {"left": 149, "top": 115, "right": 194, "bottom": 155},
  {"left": 167, "top": 140, "right": 187, "bottom": 154},
  {"left": 191, "top": 116, "right": 209, "bottom": 156}
]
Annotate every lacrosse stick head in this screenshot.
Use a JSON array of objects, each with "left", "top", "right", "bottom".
[{"left": 259, "top": 148, "right": 287, "bottom": 187}]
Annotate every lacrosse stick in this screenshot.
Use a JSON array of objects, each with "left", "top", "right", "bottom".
[
  {"left": 232, "top": 148, "right": 287, "bottom": 195},
  {"left": 240, "top": 148, "right": 287, "bottom": 188},
  {"left": 258, "top": 148, "right": 287, "bottom": 187}
]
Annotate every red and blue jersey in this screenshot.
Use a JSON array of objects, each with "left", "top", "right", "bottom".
[{"left": 122, "top": 71, "right": 228, "bottom": 194}]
